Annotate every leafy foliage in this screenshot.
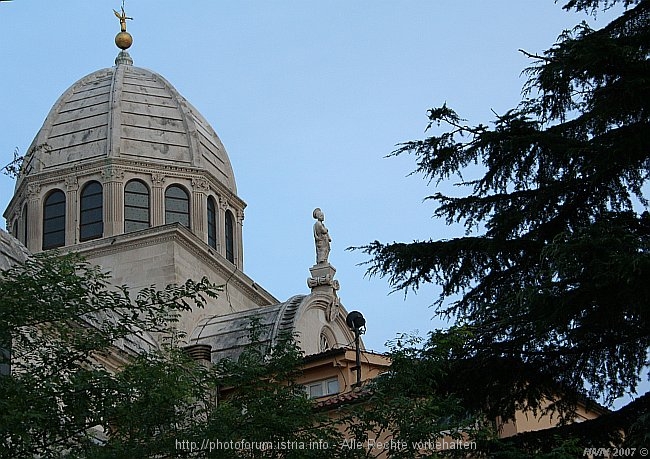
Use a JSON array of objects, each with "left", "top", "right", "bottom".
[
  {"left": 0, "top": 251, "right": 220, "bottom": 458},
  {"left": 340, "top": 331, "right": 490, "bottom": 458},
  {"left": 0, "top": 252, "right": 342, "bottom": 458},
  {"left": 359, "top": 0, "right": 650, "bottom": 443},
  {"left": 0, "top": 251, "right": 496, "bottom": 458},
  {"left": 203, "top": 325, "right": 340, "bottom": 459},
  {"left": 1, "top": 144, "right": 49, "bottom": 179}
]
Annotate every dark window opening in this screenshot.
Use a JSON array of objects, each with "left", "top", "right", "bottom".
[
  {"left": 124, "top": 180, "right": 150, "bottom": 233},
  {"left": 207, "top": 197, "right": 217, "bottom": 249},
  {"left": 225, "top": 210, "right": 234, "bottom": 263},
  {"left": 43, "top": 190, "right": 66, "bottom": 250},
  {"left": 165, "top": 185, "right": 190, "bottom": 228},
  {"left": 79, "top": 181, "right": 103, "bottom": 242}
]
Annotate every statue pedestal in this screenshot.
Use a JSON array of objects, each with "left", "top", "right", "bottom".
[
  {"left": 310, "top": 263, "right": 336, "bottom": 279},
  {"left": 307, "top": 263, "right": 339, "bottom": 294},
  {"left": 307, "top": 263, "right": 341, "bottom": 323}
]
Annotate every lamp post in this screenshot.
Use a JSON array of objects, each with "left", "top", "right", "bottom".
[{"left": 346, "top": 311, "right": 366, "bottom": 387}]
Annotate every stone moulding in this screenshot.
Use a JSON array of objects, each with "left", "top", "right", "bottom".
[{"left": 5, "top": 157, "right": 246, "bottom": 220}]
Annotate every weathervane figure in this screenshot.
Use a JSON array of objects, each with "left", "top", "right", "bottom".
[
  {"left": 113, "top": 4, "right": 132, "bottom": 32},
  {"left": 113, "top": 2, "right": 134, "bottom": 52}
]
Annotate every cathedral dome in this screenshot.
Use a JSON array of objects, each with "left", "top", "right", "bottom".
[
  {"left": 6, "top": 55, "right": 246, "bottom": 266},
  {"left": 18, "top": 60, "right": 236, "bottom": 194}
]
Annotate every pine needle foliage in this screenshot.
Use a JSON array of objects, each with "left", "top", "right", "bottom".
[{"left": 360, "top": 0, "right": 650, "bottom": 419}]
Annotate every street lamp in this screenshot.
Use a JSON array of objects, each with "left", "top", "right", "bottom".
[{"left": 346, "top": 311, "right": 366, "bottom": 386}]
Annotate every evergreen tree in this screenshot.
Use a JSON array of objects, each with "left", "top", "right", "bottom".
[{"left": 361, "top": 0, "right": 650, "bottom": 450}]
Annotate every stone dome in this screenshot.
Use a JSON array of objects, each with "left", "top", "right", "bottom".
[
  {"left": 0, "top": 229, "right": 29, "bottom": 271},
  {"left": 6, "top": 55, "right": 246, "bottom": 266},
  {"left": 18, "top": 60, "right": 236, "bottom": 194}
]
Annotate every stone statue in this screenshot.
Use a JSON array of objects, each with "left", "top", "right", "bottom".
[{"left": 313, "top": 208, "right": 331, "bottom": 265}]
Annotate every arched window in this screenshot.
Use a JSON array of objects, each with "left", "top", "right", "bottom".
[
  {"left": 320, "top": 326, "right": 336, "bottom": 352},
  {"left": 207, "top": 197, "right": 217, "bottom": 249},
  {"left": 43, "top": 189, "right": 66, "bottom": 249},
  {"left": 165, "top": 185, "right": 190, "bottom": 227},
  {"left": 124, "top": 180, "right": 150, "bottom": 233},
  {"left": 225, "top": 210, "right": 234, "bottom": 263},
  {"left": 320, "top": 333, "right": 331, "bottom": 352},
  {"left": 22, "top": 203, "right": 28, "bottom": 245},
  {"left": 79, "top": 181, "right": 103, "bottom": 242}
]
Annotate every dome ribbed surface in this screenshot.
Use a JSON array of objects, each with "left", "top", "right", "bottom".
[
  {"left": 190, "top": 295, "right": 308, "bottom": 362},
  {"left": 20, "top": 64, "right": 236, "bottom": 192}
]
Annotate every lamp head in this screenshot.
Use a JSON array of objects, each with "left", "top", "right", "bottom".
[{"left": 346, "top": 311, "right": 366, "bottom": 333}]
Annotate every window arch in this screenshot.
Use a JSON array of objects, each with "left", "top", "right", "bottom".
[
  {"left": 43, "top": 189, "right": 66, "bottom": 249},
  {"left": 207, "top": 196, "right": 217, "bottom": 249},
  {"left": 320, "top": 333, "right": 331, "bottom": 352},
  {"left": 124, "top": 180, "right": 150, "bottom": 233},
  {"left": 320, "top": 326, "right": 336, "bottom": 352},
  {"left": 79, "top": 181, "right": 103, "bottom": 242},
  {"left": 165, "top": 185, "right": 190, "bottom": 227},
  {"left": 225, "top": 210, "right": 235, "bottom": 263}
]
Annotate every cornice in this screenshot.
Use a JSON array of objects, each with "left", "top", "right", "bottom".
[{"left": 8, "top": 157, "right": 246, "bottom": 210}]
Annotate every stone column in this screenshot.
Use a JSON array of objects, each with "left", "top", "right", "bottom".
[
  {"left": 26, "top": 183, "right": 42, "bottom": 252},
  {"left": 151, "top": 173, "right": 165, "bottom": 226},
  {"left": 236, "top": 209, "right": 244, "bottom": 268},
  {"left": 191, "top": 177, "right": 209, "bottom": 242},
  {"left": 64, "top": 177, "right": 79, "bottom": 245},
  {"left": 218, "top": 196, "right": 228, "bottom": 259},
  {"left": 102, "top": 167, "right": 125, "bottom": 237}
]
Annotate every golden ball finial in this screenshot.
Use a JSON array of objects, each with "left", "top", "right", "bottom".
[
  {"left": 115, "top": 31, "right": 133, "bottom": 50},
  {"left": 113, "top": 5, "right": 133, "bottom": 50}
]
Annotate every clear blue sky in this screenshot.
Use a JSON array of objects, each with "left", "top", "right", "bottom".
[{"left": 0, "top": 2, "right": 621, "bottom": 353}]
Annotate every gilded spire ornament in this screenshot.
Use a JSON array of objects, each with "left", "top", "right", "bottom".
[{"left": 113, "top": 2, "right": 133, "bottom": 51}]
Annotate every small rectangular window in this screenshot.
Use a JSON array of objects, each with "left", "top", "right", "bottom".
[
  {"left": 305, "top": 377, "right": 339, "bottom": 399},
  {"left": 309, "top": 384, "right": 323, "bottom": 398},
  {"left": 327, "top": 379, "right": 339, "bottom": 395}
]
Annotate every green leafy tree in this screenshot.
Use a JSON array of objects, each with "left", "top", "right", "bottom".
[
  {"left": 360, "top": 0, "right": 650, "bottom": 452},
  {"left": 0, "top": 251, "right": 220, "bottom": 458},
  {"left": 0, "top": 251, "right": 347, "bottom": 458},
  {"left": 85, "top": 347, "right": 215, "bottom": 458},
  {"left": 202, "top": 324, "right": 341, "bottom": 459},
  {"left": 6, "top": 250, "right": 611, "bottom": 459}
]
